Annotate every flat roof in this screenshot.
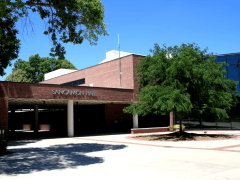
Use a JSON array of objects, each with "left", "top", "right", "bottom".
[{"left": 216, "top": 52, "right": 240, "bottom": 56}]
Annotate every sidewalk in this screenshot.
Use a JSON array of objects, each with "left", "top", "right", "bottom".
[
  {"left": 1, "top": 130, "right": 240, "bottom": 180},
  {"left": 75, "top": 130, "right": 240, "bottom": 152}
]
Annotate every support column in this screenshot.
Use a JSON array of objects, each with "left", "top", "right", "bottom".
[
  {"left": 67, "top": 100, "right": 74, "bottom": 137},
  {"left": 34, "top": 105, "right": 38, "bottom": 134},
  {"left": 133, "top": 114, "right": 138, "bottom": 128},
  {"left": 11, "top": 108, "right": 15, "bottom": 134},
  {"left": 170, "top": 111, "right": 174, "bottom": 126},
  {"left": 132, "top": 107, "right": 138, "bottom": 128},
  {"left": 173, "top": 112, "right": 175, "bottom": 125}
]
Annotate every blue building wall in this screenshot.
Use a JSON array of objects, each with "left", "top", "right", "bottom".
[{"left": 215, "top": 53, "right": 240, "bottom": 93}]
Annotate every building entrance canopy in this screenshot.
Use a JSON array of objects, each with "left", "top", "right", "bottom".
[
  {"left": 0, "top": 81, "right": 136, "bottom": 139},
  {"left": 0, "top": 82, "right": 134, "bottom": 103}
]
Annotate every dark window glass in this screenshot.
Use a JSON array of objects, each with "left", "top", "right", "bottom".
[
  {"left": 228, "top": 65, "right": 240, "bottom": 92},
  {"left": 216, "top": 54, "right": 240, "bottom": 94},
  {"left": 61, "top": 78, "right": 85, "bottom": 86},
  {"left": 228, "top": 65, "right": 238, "bottom": 80},
  {"left": 227, "top": 55, "right": 238, "bottom": 64},
  {"left": 238, "top": 66, "right": 240, "bottom": 78},
  {"left": 216, "top": 56, "right": 226, "bottom": 63}
]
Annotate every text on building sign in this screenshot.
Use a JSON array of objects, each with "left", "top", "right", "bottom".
[{"left": 52, "top": 89, "right": 97, "bottom": 96}]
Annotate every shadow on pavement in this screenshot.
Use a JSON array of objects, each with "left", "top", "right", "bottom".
[
  {"left": 7, "top": 139, "right": 40, "bottom": 147},
  {"left": 0, "top": 143, "right": 127, "bottom": 175}
]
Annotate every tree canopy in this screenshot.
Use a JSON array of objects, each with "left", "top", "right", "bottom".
[
  {"left": 0, "top": 0, "right": 108, "bottom": 76},
  {"left": 5, "top": 53, "right": 77, "bottom": 83},
  {"left": 123, "top": 43, "right": 239, "bottom": 132},
  {"left": 5, "top": 68, "right": 32, "bottom": 83}
]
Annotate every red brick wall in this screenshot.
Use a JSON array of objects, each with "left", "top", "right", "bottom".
[
  {"left": 6, "top": 82, "right": 134, "bottom": 102},
  {"left": 0, "top": 81, "right": 8, "bottom": 97},
  {"left": 121, "top": 56, "right": 134, "bottom": 89},
  {"left": 0, "top": 82, "right": 9, "bottom": 139},
  {"left": 0, "top": 98, "right": 8, "bottom": 139},
  {"left": 105, "top": 104, "right": 133, "bottom": 129},
  {"left": 85, "top": 60, "right": 120, "bottom": 88},
  {"left": 40, "top": 57, "right": 123, "bottom": 88},
  {"left": 132, "top": 56, "right": 144, "bottom": 101},
  {"left": 39, "top": 55, "right": 144, "bottom": 92}
]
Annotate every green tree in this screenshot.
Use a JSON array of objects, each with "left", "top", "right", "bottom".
[
  {"left": 0, "top": 0, "right": 108, "bottom": 76},
  {"left": 0, "top": 3, "right": 20, "bottom": 76},
  {"left": 5, "top": 69, "right": 32, "bottom": 82},
  {"left": 123, "top": 43, "right": 239, "bottom": 133},
  {"left": 5, "top": 53, "right": 78, "bottom": 83}
]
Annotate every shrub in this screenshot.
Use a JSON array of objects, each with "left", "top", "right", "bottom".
[
  {"left": 168, "top": 125, "right": 176, "bottom": 131},
  {"left": 173, "top": 124, "right": 185, "bottom": 129}
]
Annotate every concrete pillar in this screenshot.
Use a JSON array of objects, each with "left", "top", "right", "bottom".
[
  {"left": 170, "top": 111, "right": 174, "bottom": 126},
  {"left": 34, "top": 105, "right": 39, "bottom": 134},
  {"left": 11, "top": 109, "right": 15, "bottom": 134},
  {"left": 67, "top": 100, "right": 74, "bottom": 137},
  {"left": 173, "top": 112, "right": 175, "bottom": 125},
  {"left": 133, "top": 114, "right": 138, "bottom": 128}
]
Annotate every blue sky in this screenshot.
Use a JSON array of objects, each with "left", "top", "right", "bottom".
[{"left": 1, "top": 0, "right": 240, "bottom": 81}]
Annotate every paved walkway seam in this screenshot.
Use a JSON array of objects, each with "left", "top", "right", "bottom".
[{"left": 74, "top": 137, "right": 240, "bottom": 153}]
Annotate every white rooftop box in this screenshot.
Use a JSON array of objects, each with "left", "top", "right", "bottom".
[
  {"left": 44, "top": 68, "right": 77, "bottom": 81},
  {"left": 99, "top": 50, "right": 133, "bottom": 64}
]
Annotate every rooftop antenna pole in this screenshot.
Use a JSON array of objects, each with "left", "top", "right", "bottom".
[{"left": 118, "top": 34, "right": 122, "bottom": 88}]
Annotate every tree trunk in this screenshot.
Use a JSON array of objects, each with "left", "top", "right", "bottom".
[{"left": 176, "top": 111, "right": 183, "bottom": 133}]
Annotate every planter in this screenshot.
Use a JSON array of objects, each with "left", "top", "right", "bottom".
[
  {"left": 23, "top": 124, "right": 32, "bottom": 130},
  {"left": 39, "top": 124, "right": 51, "bottom": 131}
]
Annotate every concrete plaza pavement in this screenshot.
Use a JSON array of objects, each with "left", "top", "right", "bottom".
[{"left": 1, "top": 130, "right": 240, "bottom": 180}]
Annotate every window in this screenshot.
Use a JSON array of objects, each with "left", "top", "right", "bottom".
[
  {"left": 60, "top": 78, "right": 85, "bottom": 86},
  {"left": 227, "top": 55, "right": 238, "bottom": 64},
  {"left": 216, "top": 56, "right": 226, "bottom": 63}
]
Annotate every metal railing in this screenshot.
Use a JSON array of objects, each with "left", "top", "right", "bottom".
[{"left": 175, "top": 114, "right": 240, "bottom": 130}]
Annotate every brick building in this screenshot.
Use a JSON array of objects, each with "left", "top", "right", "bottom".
[{"left": 0, "top": 50, "right": 170, "bottom": 139}]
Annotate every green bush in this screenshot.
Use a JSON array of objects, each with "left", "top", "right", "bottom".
[
  {"left": 173, "top": 124, "right": 185, "bottom": 129},
  {"left": 0, "top": 140, "right": 7, "bottom": 153}
]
